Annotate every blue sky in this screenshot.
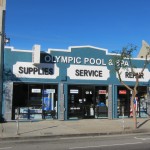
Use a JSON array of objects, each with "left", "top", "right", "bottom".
[{"left": 5, "top": 0, "right": 150, "bottom": 55}]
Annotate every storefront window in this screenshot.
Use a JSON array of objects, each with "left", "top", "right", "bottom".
[
  {"left": 117, "top": 88, "right": 130, "bottom": 118},
  {"left": 137, "top": 86, "right": 148, "bottom": 117},
  {"left": 12, "top": 83, "right": 58, "bottom": 120},
  {"left": 12, "top": 83, "right": 28, "bottom": 120},
  {"left": 28, "top": 84, "right": 43, "bottom": 119},
  {"left": 13, "top": 83, "right": 28, "bottom": 107},
  {"left": 43, "top": 84, "right": 58, "bottom": 119},
  {"left": 29, "top": 84, "right": 43, "bottom": 106},
  {"left": 117, "top": 86, "right": 148, "bottom": 118}
]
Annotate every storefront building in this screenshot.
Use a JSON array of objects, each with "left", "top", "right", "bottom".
[{"left": 2, "top": 45, "right": 150, "bottom": 121}]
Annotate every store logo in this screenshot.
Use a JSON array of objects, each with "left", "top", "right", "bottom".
[{"left": 41, "top": 54, "right": 107, "bottom": 66}]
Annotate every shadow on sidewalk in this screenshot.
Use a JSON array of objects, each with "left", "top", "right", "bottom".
[
  {"left": 137, "top": 119, "right": 150, "bottom": 128},
  {"left": 19, "top": 126, "right": 58, "bottom": 135}
]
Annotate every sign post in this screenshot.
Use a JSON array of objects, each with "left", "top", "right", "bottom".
[{"left": 0, "top": 0, "right": 6, "bottom": 122}]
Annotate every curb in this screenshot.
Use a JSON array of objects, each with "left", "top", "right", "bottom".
[{"left": 0, "top": 129, "right": 149, "bottom": 142}]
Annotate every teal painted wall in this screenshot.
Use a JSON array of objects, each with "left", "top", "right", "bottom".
[
  {"left": 4, "top": 46, "right": 150, "bottom": 85},
  {"left": 3, "top": 46, "right": 150, "bottom": 120}
]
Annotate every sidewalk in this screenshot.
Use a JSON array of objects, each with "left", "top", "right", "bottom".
[{"left": 0, "top": 118, "right": 150, "bottom": 140}]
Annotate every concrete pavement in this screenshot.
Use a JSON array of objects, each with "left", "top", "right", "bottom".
[{"left": 0, "top": 118, "right": 150, "bottom": 140}]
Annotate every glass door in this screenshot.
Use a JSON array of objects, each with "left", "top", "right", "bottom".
[
  {"left": 82, "top": 87, "right": 95, "bottom": 118},
  {"left": 68, "top": 85, "right": 95, "bottom": 119},
  {"left": 95, "top": 86, "right": 108, "bottom": 118}
]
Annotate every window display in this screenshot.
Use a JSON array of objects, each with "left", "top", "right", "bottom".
[{"left": 13, "top": 83, "right": 58, "bottom": 120}]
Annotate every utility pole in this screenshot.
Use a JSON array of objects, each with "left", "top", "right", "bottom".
[{"left": 0, "top": 0, "right": 6, "bottom": 122}]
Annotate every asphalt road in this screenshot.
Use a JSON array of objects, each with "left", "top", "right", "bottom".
[{"left": 0, "top": 133, "right": 150, "bottom": 150}]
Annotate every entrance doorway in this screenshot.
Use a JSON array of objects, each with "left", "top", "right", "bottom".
[
  {"left": 68, "top": 85, "right": 95, "bottom": 119},
  {"left": 82, "top": 87, "right": 95, "bottom": 118},
  {"left": 68, "top": 85, "right": 108, "bottom": 119}
]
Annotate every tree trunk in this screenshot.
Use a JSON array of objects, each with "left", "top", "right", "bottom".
[{"left": 130, "top": 92, "right": 137, "bottom": 129}]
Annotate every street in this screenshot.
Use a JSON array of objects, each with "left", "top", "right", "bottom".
[{"left": 0, "top": 133, "right": 150, "bottom": 150}]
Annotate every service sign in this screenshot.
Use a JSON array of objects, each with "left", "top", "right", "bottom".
[
  {"left": 67, "top": 65, "right": 110, "bottom": 80},
  {"left": 13, "top": 62, "right": 59, "bottom": 79}
]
